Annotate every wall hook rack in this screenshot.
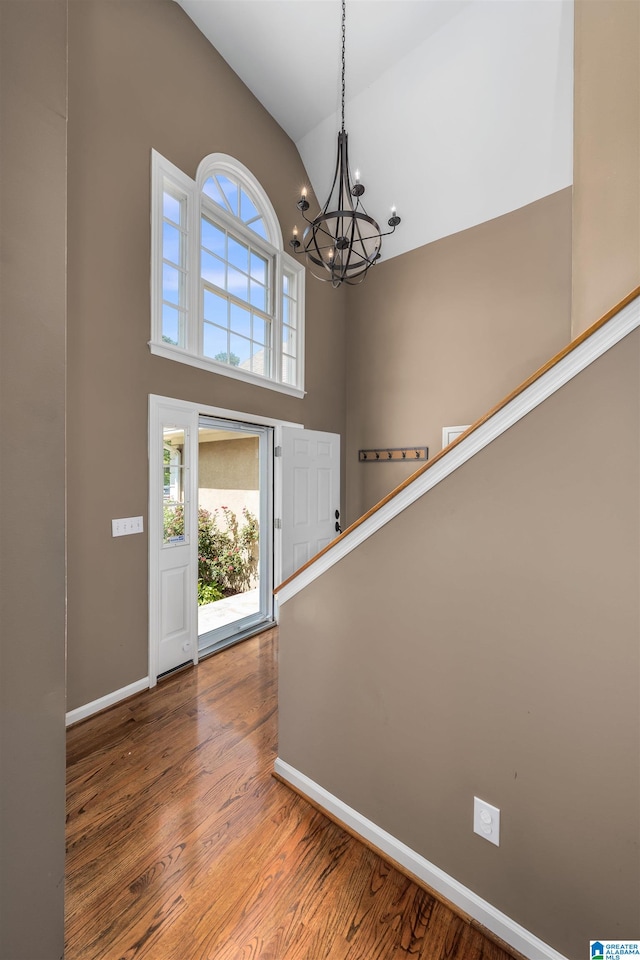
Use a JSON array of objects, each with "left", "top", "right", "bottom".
[{"left": 359, "top": 446, "right": 428, "bottom": 463}]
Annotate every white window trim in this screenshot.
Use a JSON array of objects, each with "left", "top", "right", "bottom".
[
  {"left": 150, "top": 149, "right": 306, "bottom": 398},
  {"left": 148, "top": 340, "right": 306, "bottom": 398}
]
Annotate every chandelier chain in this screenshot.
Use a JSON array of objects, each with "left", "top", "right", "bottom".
[{"left": 341, "top": 0, "right": 346, "bottom": 132}]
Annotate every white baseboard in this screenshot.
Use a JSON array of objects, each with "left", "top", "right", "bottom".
[
  {"left": 66, "top": 677, "right": 150, "bottom": 727},
  {"left": 274, "top": 758, "right": 569, "bottom": 960}
]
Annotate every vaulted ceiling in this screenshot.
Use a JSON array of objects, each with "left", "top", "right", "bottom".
[{"left": 177, "top": 0, "right": 574, "bottom": 261}]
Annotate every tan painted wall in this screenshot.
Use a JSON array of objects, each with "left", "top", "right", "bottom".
[
  {"left": 279, "top": 328, "right": 640, "bottom": 958},
  {"left": 66, "top": 0, "right": 347, "bottom": 710},
  {"left": 345, "top": 189, "right": 573, "bottom": 521},
  {"left": 572, "top": 0, "right": 640, "bottom": 336},
  {"left": 0, "top": 2, "right": 67, "bottom": 957}
]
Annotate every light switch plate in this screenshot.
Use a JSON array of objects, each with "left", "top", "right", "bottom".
[{"left": 112, "top": 516, "right": 144, "bottom": 537}]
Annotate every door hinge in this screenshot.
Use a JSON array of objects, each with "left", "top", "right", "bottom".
[
  {"left": 274, "top": 445, "right": 282, "bottom": 457},
  {"left": 274, "top": 518, "right": 282, "bottom": 529}
]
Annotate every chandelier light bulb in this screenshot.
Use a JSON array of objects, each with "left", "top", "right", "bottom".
[{"left": 297, "top": 187, "right": 310, "bottom": 213}]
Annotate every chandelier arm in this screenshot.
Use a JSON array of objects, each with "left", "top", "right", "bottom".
[
  {"left": 378, "top": 224, "right": 402, "bottom": 239},
  {"left": 320, "top": 132, "right": 345, "bottom": 217}
]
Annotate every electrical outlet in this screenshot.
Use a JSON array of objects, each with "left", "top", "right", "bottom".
[
  {"left": 473, "top": 796, "right": 500, "bottom": 846},
  {"left": 112, "top": 516, "right": 144, "bottom": 537}
]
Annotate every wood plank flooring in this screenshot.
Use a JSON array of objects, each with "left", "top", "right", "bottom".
[{"left": 66, "top": 628, "right": 518, "bottom": 960}]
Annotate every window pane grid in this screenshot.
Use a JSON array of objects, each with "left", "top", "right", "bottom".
[
  {"left": 283, "top": 323, "right": 297, "bottom": 357},
  {"left": 281, "top": 264, "right": 298, "bottom": 385},
  {"left": 203, "top": 175, "right": 268, "bottom": 240},
  {"left": 201, "top": 208, "right": 273, "bottom": 378},
  {"left": 201, "top": 216, "right": 270, "bottom": 311},
  {"left": 163, "top": 188, "right": 185, "bottom": 227},
  {"left": 161, "top": 187, "right": 188, "bottom": 347},
  {"left": 202, "top": 282, "right": 272, "bottom": 377},
  {"left": 162, "top": 303, "right": 187, "bottom": 346}
]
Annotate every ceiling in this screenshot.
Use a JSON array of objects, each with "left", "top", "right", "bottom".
[
  {"left": 176, "top": 1, "right": 472, "bottom": 143},
  {"left": 176, "top": 0, "right": 573, "bottom": 261}
]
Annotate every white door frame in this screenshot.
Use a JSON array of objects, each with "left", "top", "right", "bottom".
[
  {"left": 196, "top": 415, "right": 274, "bottom": 656},
  {"left": 149, "top": 394, "right": 303, "bottom": 686}
]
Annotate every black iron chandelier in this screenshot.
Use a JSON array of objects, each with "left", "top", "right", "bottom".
[{"left": 290, "top": 0, "right": 401, "bottom": 288}]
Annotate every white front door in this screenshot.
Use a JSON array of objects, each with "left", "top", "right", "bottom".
[
  {"left": 149, "top": 402, "right": 198, "bottom": 682},
  {"left": 279, "top": 427, "right": 341, "bottom": 582}
]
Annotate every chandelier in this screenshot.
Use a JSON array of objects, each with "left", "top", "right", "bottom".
[{"left": 290, "top": 0, "right": 401, "bottom": 288}]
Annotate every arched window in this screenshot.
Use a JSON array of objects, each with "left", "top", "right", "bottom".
[{"left": 151, "top": 151, "right": 305, "bottom": 396}]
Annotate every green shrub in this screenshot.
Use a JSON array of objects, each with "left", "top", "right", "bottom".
[
  {"left": 197, "top": 581, "right": 224, "bottom": 605},
  {"left": 163, "top": 502, "right": 259, "bottom": 604}
]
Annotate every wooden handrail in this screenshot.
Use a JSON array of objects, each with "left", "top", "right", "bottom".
[{"left": 275, "top": 285, "right": 640, "bottom": 595}]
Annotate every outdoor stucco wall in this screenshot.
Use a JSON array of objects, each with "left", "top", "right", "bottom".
[
  {"left": 199, "top": 437, "right": 258, "bottom": 493},
  {"left": 278, "top": 328, "right": 640, "bottom": 959},
  {"left": 199, "top": 437, "right": 259, "bottom": 521}
]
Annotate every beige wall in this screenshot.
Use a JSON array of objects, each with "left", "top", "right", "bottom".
[
  {"left": 0, "top": 2, "right": 67, "bottom": 957},
  {"left": 199, "top": 437, "right": 259, "bottom": 520},
  {"left": 572, "top": 0, "right": 640, "bottom": 335},
  {"left": 345, "top": 189, "right": 573, "bottom": 521},
  {"left": 199, "top": 437, "right": 259, "bottom": 493},
  {"left": 66, "top": 0, "right": 347, "bottom": 710},
  {"left": 279, "top": 329, "right": 640, "bottom": 958}
]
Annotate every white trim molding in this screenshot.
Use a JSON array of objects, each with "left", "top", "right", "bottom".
[
  {"left": 148, "top": 341, "right": 305, "bottom": 399},
  {"left": 274, "top": 758, "right": 570, "bottom": 960},
  {"left": 66, "top": 677, "right": 150, "bottom": 727},
  {"left": 442, "top": 424, "right": 471, "bottom": 449},
  {"left": 276, "top": 293, "right": 640, "bottom": 604},
  {"left": 151, "top": 149, "right": 306, "bottom": 396},
  {"left": 147, "top": 394, "right": 304, "bottom": 432}
]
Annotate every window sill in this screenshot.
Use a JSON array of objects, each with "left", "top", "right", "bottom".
[{"left": 148, "top": 341, "right": 305, "bottom": 399}]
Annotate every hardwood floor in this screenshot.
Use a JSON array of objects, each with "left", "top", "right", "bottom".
[{"left": 66, "top": 628, "right": 518, "bottom": 960}]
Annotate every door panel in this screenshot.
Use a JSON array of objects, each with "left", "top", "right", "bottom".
[
  {"left": 161, "top": 566, "right": 189, "bottom": 638},
  {"left": 293, "top": 468, "right": 309, "bottom": 525},
  {"left": 317, "top": 468, "right": 332, "bottom": 521},
  {"left": 280, "top": 427, "right": 340, "bottom": 582}
]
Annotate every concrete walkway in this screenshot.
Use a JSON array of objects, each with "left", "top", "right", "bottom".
[{"left": 198, "top": 587, "right": 260, "bottom": 636}]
